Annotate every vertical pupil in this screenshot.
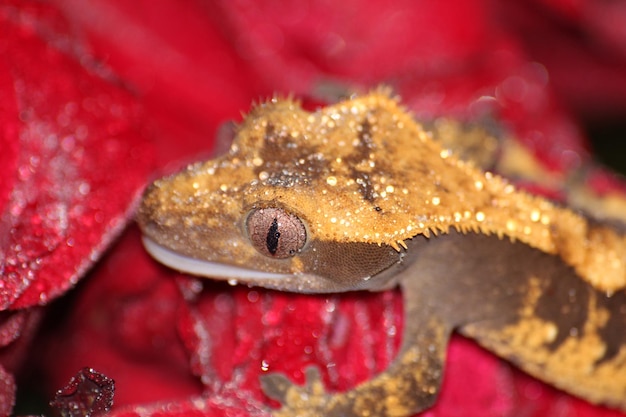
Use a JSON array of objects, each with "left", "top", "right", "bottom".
[{"left": 266, "top": 217, "right": 281, "bottom": 255}]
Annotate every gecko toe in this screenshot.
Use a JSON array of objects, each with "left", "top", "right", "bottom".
[
  {"left": 260, "top": 366, "right": 337, "bottom": 416},
  {"left": 260, "top": 366, "right": 325, "bottom": 402},
  {"left": 260, "top": 372, "right": 292, "bottom": 402}
]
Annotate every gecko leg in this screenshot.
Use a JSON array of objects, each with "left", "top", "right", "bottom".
[{"left": 261, "top": 288, "right": 453, "bottom": 417}]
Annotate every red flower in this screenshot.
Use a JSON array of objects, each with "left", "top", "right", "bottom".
[{"left": 2, "top": 1, "right": 625, "bottom": 416}]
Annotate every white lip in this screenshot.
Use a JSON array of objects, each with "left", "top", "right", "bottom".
[{"left": 141, "top": 236, "right": 291, "bottom": 281}]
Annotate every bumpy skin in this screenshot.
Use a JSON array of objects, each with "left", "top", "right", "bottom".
[{"left": 138, "top": 90, "right": 626, "bottom": 416}]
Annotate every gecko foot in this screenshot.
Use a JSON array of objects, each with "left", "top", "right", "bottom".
[{"left": 260, "top": 366, "right": 339, "bottom": 417}]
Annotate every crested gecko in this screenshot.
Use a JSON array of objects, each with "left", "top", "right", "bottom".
[{"left": 137, "top": 90, "right": 626, "bottom": 416}]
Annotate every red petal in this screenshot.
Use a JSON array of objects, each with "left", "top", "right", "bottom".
[
  {"left": 0, "top": 3, "right": 154, "bottom": 309},
  {"left": 497, "top": 1, "right": 626, "bottom": 120}
]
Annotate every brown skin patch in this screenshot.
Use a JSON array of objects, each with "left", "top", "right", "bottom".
[
  {"left": 595, "top": 291, "right": 626, "bottom": 363},
  {"left": 532, "top": 266, "right": 591, "bottom": 349}
]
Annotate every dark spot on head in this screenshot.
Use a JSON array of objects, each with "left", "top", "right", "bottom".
[
  {"left": 255, "top": 122, "right": 324, "bottom": 187},
  {"left": 354, "top": 171, "right": 376, "bottom": 202},
  {"left": 343, "top": 119, "right": 380, "bottom": 203},
  {"left": 264, "top": 122, "right": 275, "bottom": 140}
]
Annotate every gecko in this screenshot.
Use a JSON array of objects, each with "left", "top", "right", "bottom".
[{"left": 137, "top": 90, "right": 626, "bottom": 416}]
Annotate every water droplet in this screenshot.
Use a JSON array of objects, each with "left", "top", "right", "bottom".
[{"left": 247, "top": 290, "right": 259, "bottom": 303}]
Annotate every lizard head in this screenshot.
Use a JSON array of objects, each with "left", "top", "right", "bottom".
[
  {"left": 137, "top": 90, "right": 493, "bottom": 292},
  {"left": 137, "top": 91, "right": 438, "bottom": 292},
  {"left": 138, "top": 90, "right": 626, "bottom": 296}
]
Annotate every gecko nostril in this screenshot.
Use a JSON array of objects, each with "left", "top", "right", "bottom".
[{"left": 246, "top": 207, "right": 307, "bottom": 258}]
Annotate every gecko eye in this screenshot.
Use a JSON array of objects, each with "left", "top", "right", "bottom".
[{"left": 246, "top": 208, "right": 307, "bottom": 258}]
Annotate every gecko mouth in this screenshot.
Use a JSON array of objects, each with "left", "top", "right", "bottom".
[{"left": 141, "top": 236, "right": 291, "bottom": 282}]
